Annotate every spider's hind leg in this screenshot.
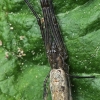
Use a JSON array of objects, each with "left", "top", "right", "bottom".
[
  {"left": 43, "top": 73, "right": 50, "bottom": 100},
  {"left": 24, "top": 0, "right": 47, "bottom": 40}
]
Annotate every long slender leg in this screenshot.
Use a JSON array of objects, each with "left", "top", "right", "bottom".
[
  {"left": 24, "top": 0, "right": 52, "bottom": 48},
  {"left": 24, "top": 0, "right": 45, "bottom": 39},
  {"left": 42, "top": 7, "right": 52, "bottom": 48},
  {"left": 48, "top": 0, "right": 66, "bottom": 51},
  {"left": 24, "top": 0, "right": 40, "bottom": 25},
  {"left": 42, "top": 2, "right": 64, "bottom": 51},
  {"left": 43, "top": 73, "right": 50, "bottom": 100},
  {"left": 70, "top": 75, "right": 95, "bottom": 78},
  {"left": 24, "top": 0, "right": 52, "bottom": 50},
  {"left": 40, "top": 0, "right": 58, "bottom": 47}
]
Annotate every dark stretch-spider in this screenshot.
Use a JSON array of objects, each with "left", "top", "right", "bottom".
[
  {"left": 24, "top": 0, "right": 95, "bottom": 99},
  {"left": 24, "top": 0, "right": 71, "bottom": 99}
]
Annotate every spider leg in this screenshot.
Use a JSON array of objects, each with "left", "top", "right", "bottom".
[
  {"left": 40, "top": 0, "right": 53, "bottom": 40},
  {"left": 24, "top": 0, "right": 40, "bottom": 25},
  {"left": 24, "top": 0, "right": 45, "bottom": 40},
  {"left": 41, "top": 0, "right": 60, "bottom": 69},
  {"left": 40, "top": 0, "right": 53, "bottom": 53},
  {"left": 43, "top": 73, "right": 50, "bottom": 100},
  {"left": 70, "top": 75, "right": 95, "bottom": 78},
  {"left": 49, "top": 0, "right": 66, "bottom": 52}
]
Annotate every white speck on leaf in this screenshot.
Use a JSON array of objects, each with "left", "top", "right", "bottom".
[
  {"left": 17, "top": 48, "right": 26, "bottom": 57},
  {"left": 31, "top": 50, "right": 35, "bottom": 55},
  {"left": 95, "top": 46, "right": 99, "bottom": 57},
  {"left": 5, "top": 52, "right": 9, "bottom": 58},
  {"left": 10, "top": 27, "right": 14, "bottom": 30},
  {"left": 19, "top": 36, "right": 25, "bottom": 40}
]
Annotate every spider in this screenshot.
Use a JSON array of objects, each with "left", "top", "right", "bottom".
[
  {"left": 24, "top": 0, "right": 95, "bottom": 100},
  {"left": 24, "top": 0, "right": 71, "bottom": 99}
]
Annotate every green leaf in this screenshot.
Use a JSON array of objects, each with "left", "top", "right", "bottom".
[{"left": 0, "top": 0, "right": 100, "bottom": 100}]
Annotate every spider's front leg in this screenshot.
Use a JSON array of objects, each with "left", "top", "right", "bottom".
[{"left": 43, "top": 73, "right": 50, "bottom": 100}]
